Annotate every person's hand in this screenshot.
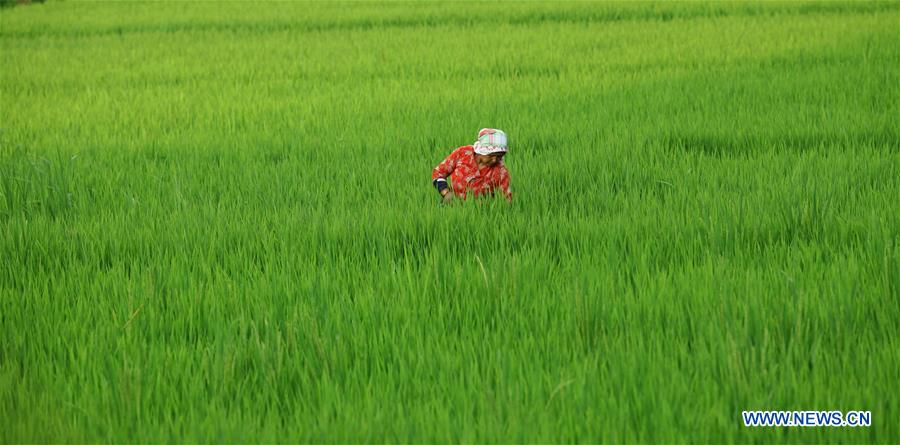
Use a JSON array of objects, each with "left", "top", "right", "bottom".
[{"left": 441, "top": 189, "right": 454, "bottom": 204}]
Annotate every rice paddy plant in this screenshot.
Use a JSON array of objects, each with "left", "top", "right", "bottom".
[{"left": 1, "top": 1, "right": 898, "bottom": 442}]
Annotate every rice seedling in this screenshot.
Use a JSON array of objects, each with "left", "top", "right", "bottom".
[{"left": 1, "top": 1, "right": 898, "bottom": 442}]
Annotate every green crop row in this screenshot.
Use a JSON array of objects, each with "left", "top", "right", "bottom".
[{"left": 1, "top": 1, "right": 898, "bottom": 442}]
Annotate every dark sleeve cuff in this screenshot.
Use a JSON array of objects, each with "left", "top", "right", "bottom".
[{"left": 433, "top": 179, "right": 449, "bottom": 194}]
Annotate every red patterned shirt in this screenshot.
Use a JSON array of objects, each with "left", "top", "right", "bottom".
[{"left": 432, "top": 145, "right": 512, "bottom": 201}]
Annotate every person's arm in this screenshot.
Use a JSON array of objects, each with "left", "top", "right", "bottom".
[
  {"left": 432, "top": 148, "right": 460, "bottom": 201},
  {"left": 498, "top": 166, "right": 512, "bottom": 202}
]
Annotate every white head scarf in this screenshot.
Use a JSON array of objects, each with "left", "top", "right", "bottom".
[{"left": 473, "top": 128, "right": 508, "bottom": 155}]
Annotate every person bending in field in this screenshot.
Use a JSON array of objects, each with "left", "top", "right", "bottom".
[{"left": 432, "top": 128, "right": 512, "bottom": 204}]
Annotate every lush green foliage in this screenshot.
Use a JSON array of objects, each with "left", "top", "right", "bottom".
[{"left": 1, "top": 1, "right": 898, "bottom": 442}]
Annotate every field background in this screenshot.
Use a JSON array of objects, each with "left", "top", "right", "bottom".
[{"left": 1, "top": 1, "right": 898, "bottom": 443}]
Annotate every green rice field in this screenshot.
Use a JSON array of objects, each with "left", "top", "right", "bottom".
[{"left": 1, "top": 1, "right": 898, "bottom": 442}]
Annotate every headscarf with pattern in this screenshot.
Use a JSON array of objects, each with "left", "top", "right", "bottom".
[{"left": 473, "top": 128, "right": 508, "bottom": 155}]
